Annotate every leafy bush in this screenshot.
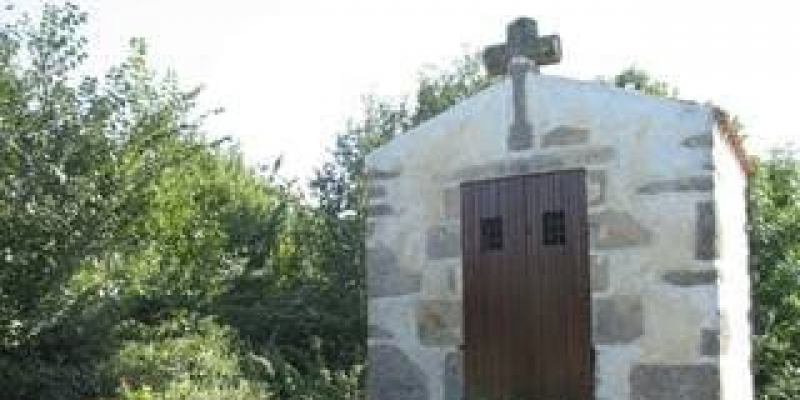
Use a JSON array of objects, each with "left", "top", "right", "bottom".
[
  {"left": 120, "top": 379, "right": 266, "bottom": 400},
  {"left": 750, "top": 154, "right": 800, "bottom": 399},
  {"left": 242, "top": 347, "right": 363, "bottom": 400},
  {"left": 111, "top": 315, "right": 241, "bottom": 389}
]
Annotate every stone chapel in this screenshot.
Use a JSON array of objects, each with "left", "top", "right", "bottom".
[{"left": 366, "top": 17, "right": 753, "bottom": 400}]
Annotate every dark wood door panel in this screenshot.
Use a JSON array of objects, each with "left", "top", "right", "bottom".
[
  {"left": 462, "top": 171, "right": 590, "bottom": 400},
  {"left": 462, "top": 177, "right": 526, "bottom": 399}
]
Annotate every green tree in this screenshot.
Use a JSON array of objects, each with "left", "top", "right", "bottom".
[
  {"left": 749, "top": 153, "right": 800, "bottom": 400},
  {"left": 0, "top": 2, "right": 211, "bottom": 351},
  {"left": 0, "top": 4, "right": 275, "bottom": 399},
  {"left": 0, "top": 3, "right": 371, "bottom": 398}
]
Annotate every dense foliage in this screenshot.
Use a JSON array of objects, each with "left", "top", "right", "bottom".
[
  {"left": 1, "top": 3, "right": 797, "bottom": 399},
  {"left": 750, "top": 154, "right": 800, "bottom": 399},
  {"left": 0, "top": 3, "right": 490, "bottom": 399},
  {"left": 0, "top": 3, "right": 359, "bottom": 399}
]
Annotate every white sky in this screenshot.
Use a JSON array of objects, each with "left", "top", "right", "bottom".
[{"left": 10, "top": 0, "right": 800, "bottom": 180}]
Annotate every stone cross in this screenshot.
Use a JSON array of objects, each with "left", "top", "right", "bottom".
[
  {"left": 483, "top": 17, "right": 562, "bottom": 151},
  {"left": 483, "top": 17, "right": 562, "bottom": 76}
]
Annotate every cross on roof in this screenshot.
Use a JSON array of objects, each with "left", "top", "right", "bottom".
[{"left": 484, "top": 17, "right": 562, "bottom": 76}]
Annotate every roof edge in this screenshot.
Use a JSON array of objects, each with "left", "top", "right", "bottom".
[{"left": 712, "top": 106, "right": 752, "bottom": 175}]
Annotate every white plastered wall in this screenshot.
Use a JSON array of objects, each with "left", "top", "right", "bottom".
[{"left": 713, "top": 125, "right": 755, "bottom": 400}]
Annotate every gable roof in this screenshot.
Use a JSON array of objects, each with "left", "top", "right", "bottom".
[{"left": 367, "top": 73, "right": 749, "bottom": 176}]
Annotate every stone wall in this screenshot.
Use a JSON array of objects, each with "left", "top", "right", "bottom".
[{"left": 366, "top": 73, "right": 752, "bottom": 399}]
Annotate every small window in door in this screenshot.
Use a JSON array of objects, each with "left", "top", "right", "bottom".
[
  {"left": 542, "top": 210, "right": 566, "bottom": 245},
  {"left": 480, "top": 217, "right": 503, "bottom": 252}
]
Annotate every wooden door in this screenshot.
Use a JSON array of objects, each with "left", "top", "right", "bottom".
[{"left": 461, "top": 170, "right": 591, "bottom": 400}]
